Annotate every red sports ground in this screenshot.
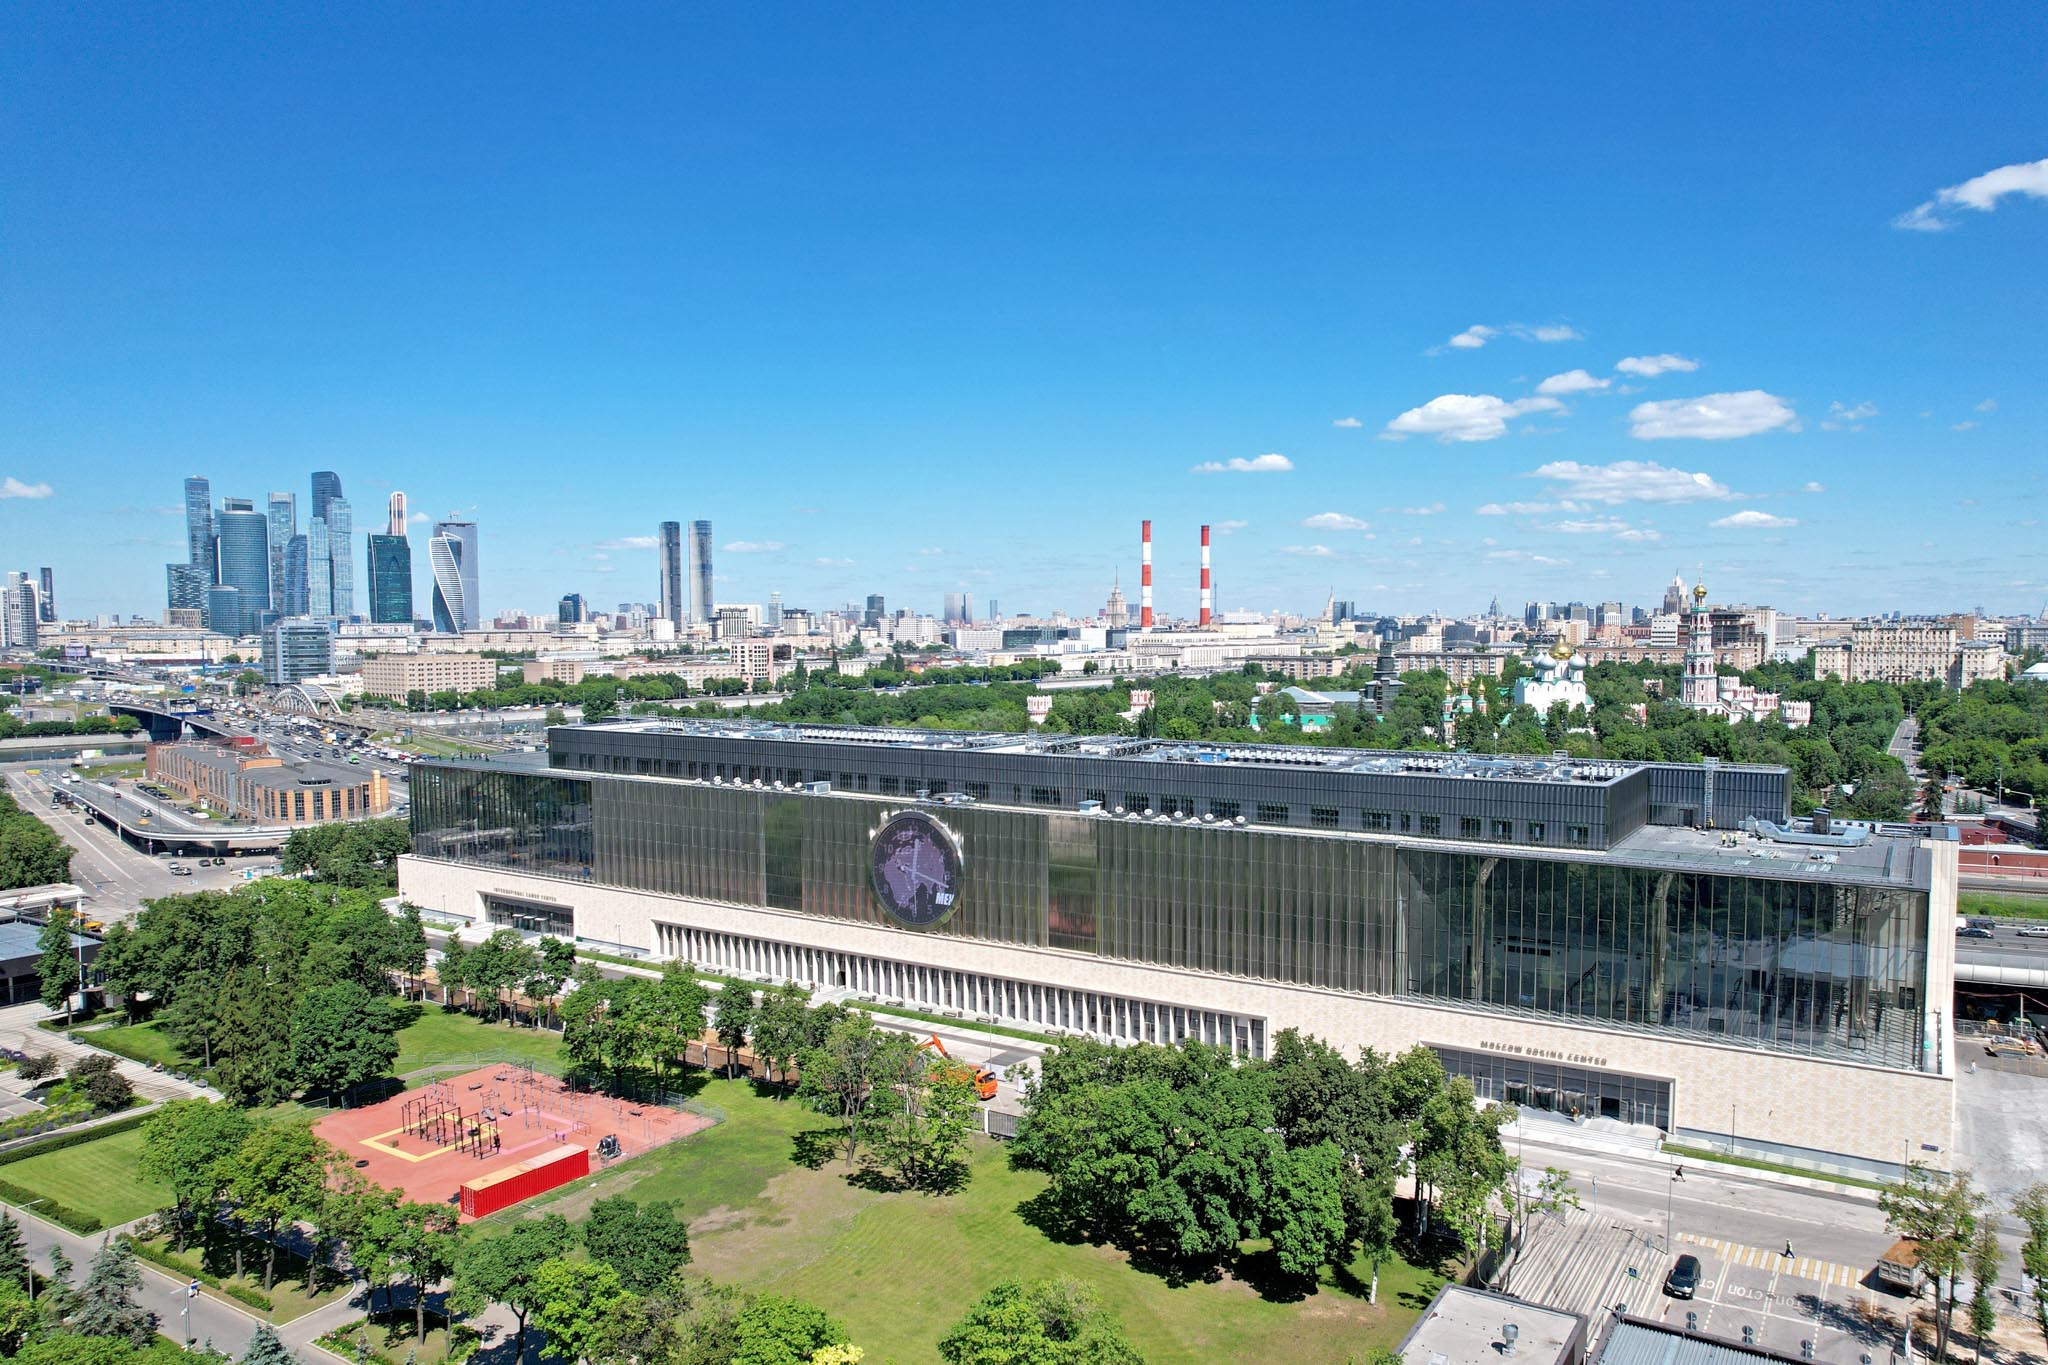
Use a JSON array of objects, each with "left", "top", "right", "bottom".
[{"left": 312, "top": 1065, "right": 713, "bottom": 1219}]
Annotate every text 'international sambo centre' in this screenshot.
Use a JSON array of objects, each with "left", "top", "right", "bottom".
[{"left": 400, "top": 719, "right": 1957, "bottom": 1174}]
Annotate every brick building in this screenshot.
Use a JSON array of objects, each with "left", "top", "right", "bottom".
[{"left": 148, "top": 740, "right": 390, "bottom": 825}]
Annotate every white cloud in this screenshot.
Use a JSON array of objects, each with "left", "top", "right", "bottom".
[
  {"left": 1485, "top": 549, "right": 1571, "bottom": 566},
  {"left": 1440, "top": 322, "right": 1580, "bottom": 352},
  {"left": 1804, "top": 481, "right": 1825, "bottom": 493},
  {"left": 1192, "top": 453, "right": 1293, "bottom": 474},
  {"left": 812, "top": 557, "right": 855, "bottom": 568},
  {"left": 1400, "top": 503, "right": 1447, "bottom": 516},
  {"left": 723, "top": 540, "right": 785, "bottom": 554},
  {"left": 1522, "top": 324, "right": 1583, "bottom": 343},
  {"left": 1544, "top": 518, "right": 1631, "bottom": 534},
  {"left": 1629, "top": 390, "right": 1797, "bottom": 440},
  {"left": 1976, "top": 398, "right": 1998, "bottom": 413},
  {"left": 1894, "top": 156, "right": 2048, "bottom": 231},
  {"left": 1284, "top": 544, "right": 1337, "bottom": 557},
  {"left": 1215, "top": 520, "right": 1248, "bottom": 535},
  {"left": 1711, "top": 510, "right": 1798, "bottom": 529},
  {"left": 1331, "top": 416, "right": 1363, "bottom": 428},
  {"left": 408, "top": 511, "right": 431, "bottom": 524},
  {"left": 1303, "top": 512, "right": 1371, "bottom": 531},
  {"left": 0, "top": 477, "right": 53, "bottom": 499},
  {"left": 1529, "top": 459, "right": 1738, "bottom": 504},
  {"left": 1614, "top": 354, "right": 1700, "bottom": 378},
  {"left": 1382, "top": 393, "right": 1565, "bottom": 443},
  {"left": 915, "top": 547, "right": 945, "bottom": 555},
  {"left": 1820, "top": 400, "right": 1877, "bottom": 432},
  {"left": 1475, "top": 500, "right": 1556, "bottom": 516},
  {"left": 595, "top": 534, "right": 658, "bottom": 550},
  {"left": 1538, "top": 369, "right": 1610, "bottom": 395},
  {"left": 1613, "top": 527, "right": 1663, "bottom": 542},
  {"left": 1952, "top": 421, "right": 1977, "bottom": 432},
  {"left": 1447, "top": 325, "right": 1497, "bottom": 350}
]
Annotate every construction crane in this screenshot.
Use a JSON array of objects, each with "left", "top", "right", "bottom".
[{"left": 920, "top": 1033, "right": 998, "bottom": 1101}]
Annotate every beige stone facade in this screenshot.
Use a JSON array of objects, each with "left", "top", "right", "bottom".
[
  {"left": 360, "top": 652, "right": 498, "bottom": 698},
  {"left": 398, "top": 848, "right": 1957, "bottom": 1171}
]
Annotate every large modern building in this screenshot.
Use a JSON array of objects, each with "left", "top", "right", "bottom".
[
  {"left": 149, "top": 738, "right": 389, "bottom": 825},
  {"left": 659, "top": 521, "right": 685, "bottom": 632},
  {"left": 687, "top": 520, "right": 714, "bottom": 625},
  {"left": 430, "top": 519, "right": 480, "bottom": 633},
  {"left": 361, "top": 652, "right": 496, "bottom": 699},
  {"left": 262, "top": 619, "right": 335, "bottom": 685},
  {"left": 213, "top": 504, "right": 272, "bottom": 636},
  {"left": 401, "top": 720, "right": 1958, "bottom": 1175},
  {"left": 367, "top": 532, "right": 414, "bottom": 625}
]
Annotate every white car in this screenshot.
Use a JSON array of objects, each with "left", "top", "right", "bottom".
[{"left": 2018, "top": 926, "right": 2048, "bottom": 939}]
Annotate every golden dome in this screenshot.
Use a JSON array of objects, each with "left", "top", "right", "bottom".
[
  {"left": 1548, "top": 639, "right": 1575, "bottom": 661},
  {"left": 1692, "top": 581, "right": 1707, "bottom": 601}
]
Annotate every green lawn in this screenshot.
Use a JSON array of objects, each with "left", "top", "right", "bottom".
[
  {"left": 1, "top": 1125, "right": 170, "bottom": 1227},
  {"left": 392, "top": 1005, "right": 569, "bottom": 1078},
  {"left": 79, "top": 1020, "right": 198, "bottom": 1072},
  {"left": 1959, "top": 889, "right": 2048, "bottom": 922},
  {"left": 516, "top": 1075, "right": 1444, "bottom": 1365}
]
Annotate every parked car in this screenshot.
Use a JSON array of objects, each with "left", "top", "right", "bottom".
[{"left": 1665, "top": 1254, "right": 1701, "bottom": 1299}]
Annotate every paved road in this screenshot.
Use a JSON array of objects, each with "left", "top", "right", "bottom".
[{"left": 2, "top": 763, "right": 259, "bottom": 920}]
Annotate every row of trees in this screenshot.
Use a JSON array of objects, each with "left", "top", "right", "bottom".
[
  {"left": 0, "top": 1214, "right": 202, "bottom": 1362},
  {"left": 0, "top": 711, "right": 142, "bottom": 741},
  {"left": 1012, "top": 1033, "right": 1510, "bottom": 1289},
  {"left": 1880, "top": 1166, "right": 2048, "bottom": 1362},
  {"left": 436, "top": 929, "right": 577, "bottom": 1022},
  {"left": 1918, "top": 678, "right": 2048, "bottom": 807},
  {"left": 0, "top": 789, "right": 73, "bottom": 891},
  {"left": 278, "top": 817, "right": 411, "bottom": 890},
  {"left": 96, "top": 882, "right": 427, "bottom": 1103}
]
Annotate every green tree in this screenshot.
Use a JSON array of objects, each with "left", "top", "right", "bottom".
[
  {"left": 71, "top": 1237, "right": 153, "bottom": 1345},
  {"left": 732, "top": 1294, "right": 847, "bottom": 1365},
  {"left": 138, "top": 1100, "right": 253, "bottom": 1250},
  {"left": 937, "top": 1278, "right": 1144, "bottom": 1365},
  {"left": 531, "top": 1257, "right": 627, "bottom": 1365},
  {"left": 42, "top": 1247, "right": 79, "bottom": 1324},
  {"left": 1968, "top": 1214, "right": 2001, "bottom": 1363},
  {"left": 36, "top": 906, "right": 80, "bottom": 1020},
  {"left": 0, "top": 1210, "right": 26, "bottom": 1292},
  {"left": 645, "top": 962, "right": 710, "bottom": 1088},
  {"left": 582, "top": 1197, "right": 692, "bottom": 1294},
  {"left": 223, "top": 1122, "right": 331, "bottom": 1291},
  {"left": 749, "top": 984, "right": 812, "bottom": 1087},
  {"left": 449, "top": 1214, "right": 576, "bottom": 1364},
  {"left": 875, "top": 1044, "right": 978, "bottom": 1192},
  {"left": 240, "top": 1323, "right": 299, "bottom": 1365},
  {"left": 714, "top": 987, "right": 756, "bottom": 1076},
  {"left": 2014, "top": 1183, "right": 2048, "bottom": 1354},
  {"left": 796, "top": 1012, "right": 900, "bottom": 1169},
  {"left": 0, "top": 1279, "right": 42, "bottom": 1358},
  {"left": 1882, "top": 1164, "right": 1987, "bottom": 1363},
  {"left": 394, "top": 905, "right": 430, "bottom": 998},
  {"left": 1266, "top": 1141, "right": 1350, "bottom": 1280},
  {"left": 288, "top": 982, "right": 399, "bottom": 1101}
]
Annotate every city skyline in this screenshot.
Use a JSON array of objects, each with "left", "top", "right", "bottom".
[{"left": 2, "top": 7, "right": 2044, "bottom": 620}]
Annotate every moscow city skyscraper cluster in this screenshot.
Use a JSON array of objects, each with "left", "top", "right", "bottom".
[
  {"left": 164, "top": 472, "right": 480, "bottom": 635},
  {"left": 657, "top": 518, "right": 714, "bottom": 630}
]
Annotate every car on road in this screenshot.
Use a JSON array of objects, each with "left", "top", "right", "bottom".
[
  {"left": 2018, "top": 926, "right": 2048, "bottom": 939},
  {"left": 168, "top": 863, "right": 192, "bottom": 876},
  {"left": 1664, "top": 1253, "right": 1701, "bottom": 1299},
  {"left": 1958, "top": 926, "right": 1996, "bottom": 940}
]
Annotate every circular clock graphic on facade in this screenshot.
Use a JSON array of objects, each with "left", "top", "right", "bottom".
[{"left": 869, "top": 810, "right": 964, "bottom": 928}]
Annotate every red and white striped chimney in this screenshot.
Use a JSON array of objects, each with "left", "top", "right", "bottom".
[
  {"left": 1199, "top": 524, "right": 1213, "bottom": 627},
  {"left": 1140, "top": 519, "right": 1154, "bottom": 628}
]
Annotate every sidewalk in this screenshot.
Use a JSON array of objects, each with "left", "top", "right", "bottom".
[{"left": 0, "top": 1000, "right": 220, "bottom": 1104}]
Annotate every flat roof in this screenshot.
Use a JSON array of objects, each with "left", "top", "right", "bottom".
[
  {"left": 1398, "top": 1285, "right": 1584, "bottom": 1365},
  {"left": 1611, "top": 822, "right": 1932, "bottom": 890},
  {"left": 572, "top": 718, "right": 1786, "bottom": 789},
  {"left": 0, "top": 922, "right": 95, "bottom": 962}
]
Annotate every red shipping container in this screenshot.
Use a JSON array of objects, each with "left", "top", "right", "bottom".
[{"left": 460, "top": 1144, "right": 589, "bottom": 1219}]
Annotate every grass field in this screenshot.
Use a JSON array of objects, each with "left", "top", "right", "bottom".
[
  {"left": 79, "top": 1020, "right": 197, "bottom": 1072},
  {"left": 1959, "top": 889, "right": 2048, "bottom": 922},
  {"left": 391, "top": 1005, "right": 569, "bottom": 1077},
  {"left": 518, "top": 1075, "right": 1443, "bottom": 1365},
  {"left": 1, "top": 1125, "right": 170, "bottom": 1227}
]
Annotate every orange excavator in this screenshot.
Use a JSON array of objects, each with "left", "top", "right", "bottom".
[{"left": 921, "top": 1033, "right": 998, "bottom": 1101}]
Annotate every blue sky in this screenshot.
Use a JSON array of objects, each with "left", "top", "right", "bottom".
[{"left": 3, "top": 4, "right": 2044, "bottom": 622}]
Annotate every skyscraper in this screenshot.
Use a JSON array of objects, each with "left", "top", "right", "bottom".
[
  {"left": 307, "top": 517, "right": 332, "bottom": 616},
  {"left": 430, "top": 519, "right": 479, "bottom": 633},
  {"left": 182, "top": 476, "right": 215, "bottom": 581},
  {"left": 766, "top": 591, "right": 783, "bottom": 632},
  {"left": 37, "top": 568, "right": 54, "bottom": 624},
  {"left": 559, "top": 593, "right": 586, "bottom": 625},
  {"left": 658, "top": 521, "right": 684, "bottom": 631},
  {"left": 214, "top": 504, "right": 272, "bottom": 635},
  {"left": 864, "top": 594, "right": 885, "bottom": 628},
  {"left": 283, "top": 535, "right": 311, "bottom": 616},
  {"left": 166, "top": 564, "right": 208, "bottom": 619},
  {"left": 687, "top": 520, "right": 713, "bottom": 624},
  {"left": 266, "top": 493, "right": 296, "bottom": 611},
  {"left": 310, "top": 471, "right": 344, "bottom": 523},
  {"left": 388, "top": 491, "right": 408, "bottom": 537},
  {"left": 367, "top": 532, "right": 414, "bottom": 625},
  {"left": 0, "top": 573, "right": 38, "bottom": 649},
  {"left": 328, "top": 497, "right": 354, "bottom": 619},
  {"left": 943, "top": 592, "right": 971, "bottom": 625}
]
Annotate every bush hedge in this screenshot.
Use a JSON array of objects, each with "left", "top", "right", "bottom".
[
  {"left": 121, "top": 1236, "right": 276, "bottom": 1312},
  {"left": 0, "top": 1108, "right": 153, "bottom": 1166},
  {"left": 0, "top": 1176, "right": 102, "bottom": 1234}
]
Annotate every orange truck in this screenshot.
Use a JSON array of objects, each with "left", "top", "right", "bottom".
[{"left": 922, "top": 1034, "right": 998, "bottom": 1101}]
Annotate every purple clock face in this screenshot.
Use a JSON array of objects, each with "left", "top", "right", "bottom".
[{"left": 869, "top": 810, "right": 963, "bottom": 928}]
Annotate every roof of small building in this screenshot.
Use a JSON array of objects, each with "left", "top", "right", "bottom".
[{"left": 1398, "top": 1285, "right": 1584, "bottom": 1365}]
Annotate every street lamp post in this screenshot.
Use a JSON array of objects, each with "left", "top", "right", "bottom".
[{"left": 1665, "top": 1169, "right": 1678, "bottom": 1254}]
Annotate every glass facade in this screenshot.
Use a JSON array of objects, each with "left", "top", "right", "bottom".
[
  {"left": 411, "top": 766, "right": 1932, "bottom": 1072},
  {"left": 367, "top": 533, "right": 414, "bottom": 625}
]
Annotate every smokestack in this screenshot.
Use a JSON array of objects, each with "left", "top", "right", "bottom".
[
  {"left": 1199, "top": 524, "right": 1212, "bottom": 627},
  {"left": 1140, "top": 519, "right": 1154, "bottom": 629}
]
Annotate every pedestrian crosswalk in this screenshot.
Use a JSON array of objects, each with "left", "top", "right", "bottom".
[{"left": 1679, "top": 1233, "right": 1865, "bottom": 1288}]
